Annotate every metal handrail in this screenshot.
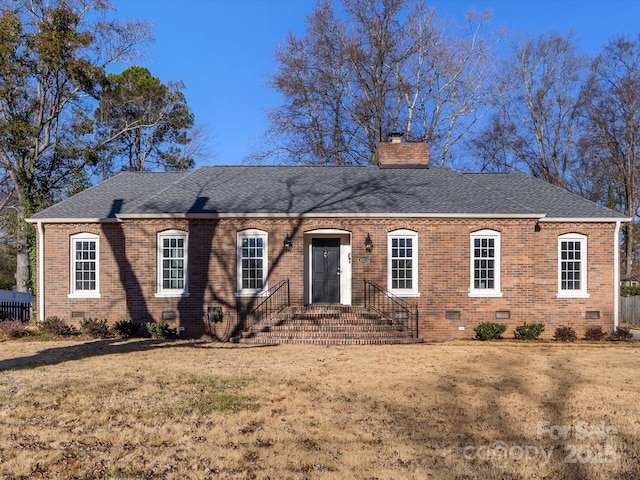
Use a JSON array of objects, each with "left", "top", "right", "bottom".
[
  {"left": 245, "top": 279, "right": 290, "bottom": 332},
  {"left": 363, "top": 279, "right": 419, "bottom": 337}
]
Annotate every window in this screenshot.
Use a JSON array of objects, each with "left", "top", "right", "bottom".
[
  {"left": 237, "top": 230, "right": 268, "bottom": 295},
  {"left": 470, "top": 229, "right": 502, "bottom": 297},
  {"left": 69, "top": 233, "right": 100, "bottom": 298},
  {"left": 157, "top": 230, "right": 188, "bottom": 297},
  {"left": 388, "top": 230, "right": 419, "bottom": 296},
  {"left": 558, "top": 233, "right": 588, "bottom": 298}
]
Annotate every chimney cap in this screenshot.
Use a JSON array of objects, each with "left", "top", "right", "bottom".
[{"left": 388, "top": 132, "right": 404, "bottom": 143}]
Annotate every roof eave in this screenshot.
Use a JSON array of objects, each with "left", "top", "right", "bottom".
[
  {"left": 539, "top": 217, "right": 632, "bottom": 223},
  {"left": 25, "top": 217, "right": 120, "bottom": 224},
  {"left": 114, "top": 212, "right": 548, "bottom": 220}
]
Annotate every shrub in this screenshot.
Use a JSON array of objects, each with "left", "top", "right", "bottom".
[
  {"left": 473, "top": 322, "right": 507, "bottom": 340},
  {"left": 514, "top": 322, "right": 545, "bottom": 340},
  {"left": 553, "top": 325, "right": 577, "bottom": 342},
  {"left": 0, "top": 320, "right": 29, "bottom": 338},
  {"left": 621, "top": 285, "right": 640, "bottom": 297},
  {"left": 608, "top": 326, "right": 633, "bottom": 342},
  {"left": 39, "top": 316, "right": 72, "bottom": 336},
  {"left": 583, "top": 325, "right": 607, "bottom": 341},
  {"left": 112, "top": 319, "right": 141, "bottom": 339},
  {"left": 146, "top": 322, "right": 176, "bottom": 339},
  {"left": 80, "top": 318, "right": 110, "bottom": 338}
]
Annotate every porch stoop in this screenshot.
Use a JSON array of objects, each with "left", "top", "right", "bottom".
[{"left": 236, "top": 305, "right": 424, "bottom": 345}]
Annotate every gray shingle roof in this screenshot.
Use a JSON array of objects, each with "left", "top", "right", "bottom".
[
  {"left": 28, "top": 165, "right": 627, "bottom": 221},
  {"left": 29, "top": 172, "right": 189, "bottom": 220},
  {"left": 463, "top": 171, "right": 625, "bottom": 220}
]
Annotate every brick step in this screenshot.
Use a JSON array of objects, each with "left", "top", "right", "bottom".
[
  {"left": 238, "top": 336, "right": 424, "bottom": 345},
  {"left": 288, "top": 307, "right": 382, "bottom": 316},
  {"left": 251, "top": 324, "right": 404, "bottom": 333},
  {"left": 242, "top": 330, "right": 413, "bottom": 340},
  {"left": 239, "top": 304, "right": 420, "bottom": 345},
  {"left": 270, "top": 317, "right": 394, "bottom": 326},
  {"left": 290, "top": 313, "right": 384, "bottom": 321}
]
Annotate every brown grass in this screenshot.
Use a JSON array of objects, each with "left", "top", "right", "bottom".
[{"left": 0, "top": 338, "right": 639, "bottom": 479}]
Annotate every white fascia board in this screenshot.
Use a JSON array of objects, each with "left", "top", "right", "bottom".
[
  {"left": 25, "top": 218, "right": 120, "bottom": 224},
  {"left": 115, "top": 212, "right": 548, "bottom": 220},
  {"left": 539, "top": 217, "right": 633, "bottom": 223}
]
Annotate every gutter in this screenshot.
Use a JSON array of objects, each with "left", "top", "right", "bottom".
[
  {"left": 540, "top": 217, "right": 633, "bottom": 223},
  {"left": 114, "top": 212, "right": 549, "bottom": 220},
  {"left": 614, "top": 220, "right": 621, "bottom": 329},
  {"left": 25, "top": 217, "right": 120, "bottom": 224},
  {"left": 37, "top": 221, "right": 45, "bottom": 323}
]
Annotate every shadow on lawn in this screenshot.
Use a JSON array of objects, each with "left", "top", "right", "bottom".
[
  {"left": 0, "top": 338, "right": 274, "bottom": 371},
  {"left": 380, "top": 347, "right": 595, "bottom": 479}
]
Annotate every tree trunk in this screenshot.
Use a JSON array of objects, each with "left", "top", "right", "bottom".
[
  {"left": 625, "top": 222, "right": 634, "bottom": 278},
  {"left": 13, "top": 201, "right": 31, "bottom": 293},
  {"left": 15, "top": 235, "right": 30, "bottom": 293}
]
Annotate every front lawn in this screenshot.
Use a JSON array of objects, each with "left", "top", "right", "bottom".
[{"left": 0, "top": 339, "right": 639, "bottom": 479}]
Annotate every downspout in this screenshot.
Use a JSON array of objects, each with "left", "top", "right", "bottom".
[
  {"left": 614, "top": 221, "right": 621, "bottom": 329},
  {"left": 37, "top": 221, "right": 45, "bottom": 323}
]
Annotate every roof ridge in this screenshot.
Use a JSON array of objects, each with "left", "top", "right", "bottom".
[{"left": 198, "top": 164, "right": 378, "bottom": 168}]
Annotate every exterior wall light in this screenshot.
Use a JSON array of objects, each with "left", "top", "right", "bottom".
[
  {"left": 365, "top": 233, "right": 374, "bottom": 253},
  {"left": 283, "top": 233, "right": 293, "bottom": 252}
]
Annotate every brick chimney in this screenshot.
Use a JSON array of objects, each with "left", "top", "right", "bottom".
[{"left": 373, "top": 132, "right": 430, "bottom": 167}]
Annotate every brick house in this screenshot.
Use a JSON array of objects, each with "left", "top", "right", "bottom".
[{"left": 27, "top": 137, "right": 629, "bottom": 342}]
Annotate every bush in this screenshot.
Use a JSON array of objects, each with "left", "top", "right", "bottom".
[
  {"left": 473, "top": 322, "right": 507, "bottom": 340},
  {"left": 621, "top": 285, "right": 640, "bottom": 297},
  {"left": 0, "top": 320, "right": 29, "bottom": 338},
  {"left": 583, "top": 325, "right": 607, "bottom": 341},
  {"left": 112, "top": 319, "right": 141, "bottom": 339},
  {"left": 80, "top": 318, "right": 110, "bottom": 338},
  {"left": 146, "top": 322, "right": 176, "bottom": 339},
  {"left": 39, "top": 316, "right": 72, "bottom": 336},
  {"left": 608, "top": 326, "right": 633, "bottom": 342},
  {"left": 553, "top": 325, "right": 577, "bottom": 342},
  {"left": 514, "top": 322, "right": 545, "bottom": 340}
]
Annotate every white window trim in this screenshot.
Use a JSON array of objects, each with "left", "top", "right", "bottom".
[
  {"left": 236, "top": 229, "right": 268, "bottom": 297},
  {"left": 156, "top": 230, "right": 189, "bottom": 298},
  {"left": 387, "top": 229, "right": 420, "bottom": 297},
  {"left": 469, "top": 229, "right": 503, "bottom": 298},
  {"left": 69, "top": 232, "right": 100, "bottom": 299},
  {"left": 557, "top": 233, "right": 589, "bottom": 298}
]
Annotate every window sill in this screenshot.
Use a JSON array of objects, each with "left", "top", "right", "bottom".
[
  {"left": 468, "top": 291, "right": 503, "bottom": 298},
  {"left": 68, "top": 293, "right": 100, "bottom": 299},
  {"left": 556, "top": 292, "right": 590, "bottom": 299},
  {"left": 155, "top": 292, "right": 190, "bottom": 298},
  {"left": 235, "top": 290, "right": 268, "bottom": 298},
  {"left": 388, "top": 291, "right": 421, "bottom": 298}
]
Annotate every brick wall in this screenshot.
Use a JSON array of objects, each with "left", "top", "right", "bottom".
[{"left": 37, "top": 217, "right": 618, "bottom": 341}]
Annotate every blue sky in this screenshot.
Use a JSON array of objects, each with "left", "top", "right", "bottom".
[{"left": 111, "top": 0, "right": 640, "bottom": 166}]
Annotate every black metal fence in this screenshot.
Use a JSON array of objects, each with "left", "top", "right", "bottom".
[
  {"left": 363, "top": 279, "right": 419, "bottom": 337},
  {"left": 0, "top": 301, "right": 31, "bottom": 322}
]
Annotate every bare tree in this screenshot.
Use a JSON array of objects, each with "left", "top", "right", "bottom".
[
  {"left": 249, "top": 0, "right": 499, "bottom": 166},
  {"left": 470, "top": 32, "right": 588, "bottom": 188},
  {"left": 581, "top": 35, "right": 640, "bottom": 277}
]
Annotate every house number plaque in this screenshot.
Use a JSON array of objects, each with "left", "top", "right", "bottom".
[{"left": 358, "top": 257, "right": 370, "bottom": 264}]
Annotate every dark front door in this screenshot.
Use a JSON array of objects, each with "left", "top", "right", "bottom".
[{"left": 312, "top": 238, "right": 340, "bottom": 304}]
